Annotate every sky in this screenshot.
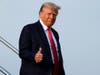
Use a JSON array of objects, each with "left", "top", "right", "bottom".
[{"left": 0, "top": 0, "right": 100, "bottom": 75}]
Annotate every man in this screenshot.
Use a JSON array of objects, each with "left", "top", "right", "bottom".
[{"left": 19, "top": 2, "right": 65, "bottom": 75}]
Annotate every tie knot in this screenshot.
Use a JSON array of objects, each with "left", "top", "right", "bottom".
[{"left": 47, "top": 28, "right": 51, "bottom": 31}]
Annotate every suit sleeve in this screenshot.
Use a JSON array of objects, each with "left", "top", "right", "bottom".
[{"left": 19, "top": 25, "right": 35, "bottom": 62}]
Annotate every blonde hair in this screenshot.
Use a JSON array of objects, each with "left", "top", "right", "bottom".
[{"left": 39, "top": 2, "right": 61, "bottom": 14}]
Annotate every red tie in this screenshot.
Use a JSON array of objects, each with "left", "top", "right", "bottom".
[{"left": 47, "top": 28, "right": 59, "bottom": 75}]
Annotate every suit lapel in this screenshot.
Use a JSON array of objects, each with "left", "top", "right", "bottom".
[
  {"left": 36, "top": 21, "right": 53, "bottom": 63},
  {"left": 36, "top": 21, "right": 49, "bottom": 46}
]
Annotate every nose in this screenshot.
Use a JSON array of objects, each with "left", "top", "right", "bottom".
[{"left": 49, "top": 14, "right": 53, "bottom": 19}]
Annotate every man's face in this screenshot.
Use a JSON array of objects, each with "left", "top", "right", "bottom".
[{"left": 40, "top": 7, "right": 58, "bottom": 27}]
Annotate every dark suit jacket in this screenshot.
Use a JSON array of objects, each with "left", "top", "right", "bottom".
[{"left": 19, "top": 21, "right": 65, "bottom": 75}]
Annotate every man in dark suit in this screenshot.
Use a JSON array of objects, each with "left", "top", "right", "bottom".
[{"left": 19, "top": 2, "right": 65, "bottom": 75}]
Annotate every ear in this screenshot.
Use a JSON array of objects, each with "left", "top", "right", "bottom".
[{"left": 39, "top": 12, "right": 43, "bottom": 18}]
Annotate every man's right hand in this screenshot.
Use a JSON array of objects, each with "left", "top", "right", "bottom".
[{"left": 34, "top": 47, "right": 43, "bottom": 63}]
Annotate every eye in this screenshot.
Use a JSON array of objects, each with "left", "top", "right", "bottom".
[
  {"left": 47, "top": 13, "right": 57, "bottom": 17},
  {"left": 52, "top": 12, "right": 57, "bottom": 16},
  {"left": 47, "top": 13, "right": 51, "bottom": 16}
]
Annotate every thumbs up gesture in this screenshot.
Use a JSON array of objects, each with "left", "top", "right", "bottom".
[{"left": 35, "top": 47, "right": 43, "bottom": 63}]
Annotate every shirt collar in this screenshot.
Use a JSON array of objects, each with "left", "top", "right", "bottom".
[{"left": 39, "top": 19, "right": 48, "bottom": 31}]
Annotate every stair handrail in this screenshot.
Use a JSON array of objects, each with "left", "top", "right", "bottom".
[
  {"left": 0, "top": 36, "right": 19, "bottom": 55},
  {"left": 0, "top": 66, "right": 12, "bottom": 75}
]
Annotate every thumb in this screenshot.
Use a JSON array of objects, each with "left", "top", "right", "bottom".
[{"left": 38, "top": 47, "right": 42, "bottom": 53}]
